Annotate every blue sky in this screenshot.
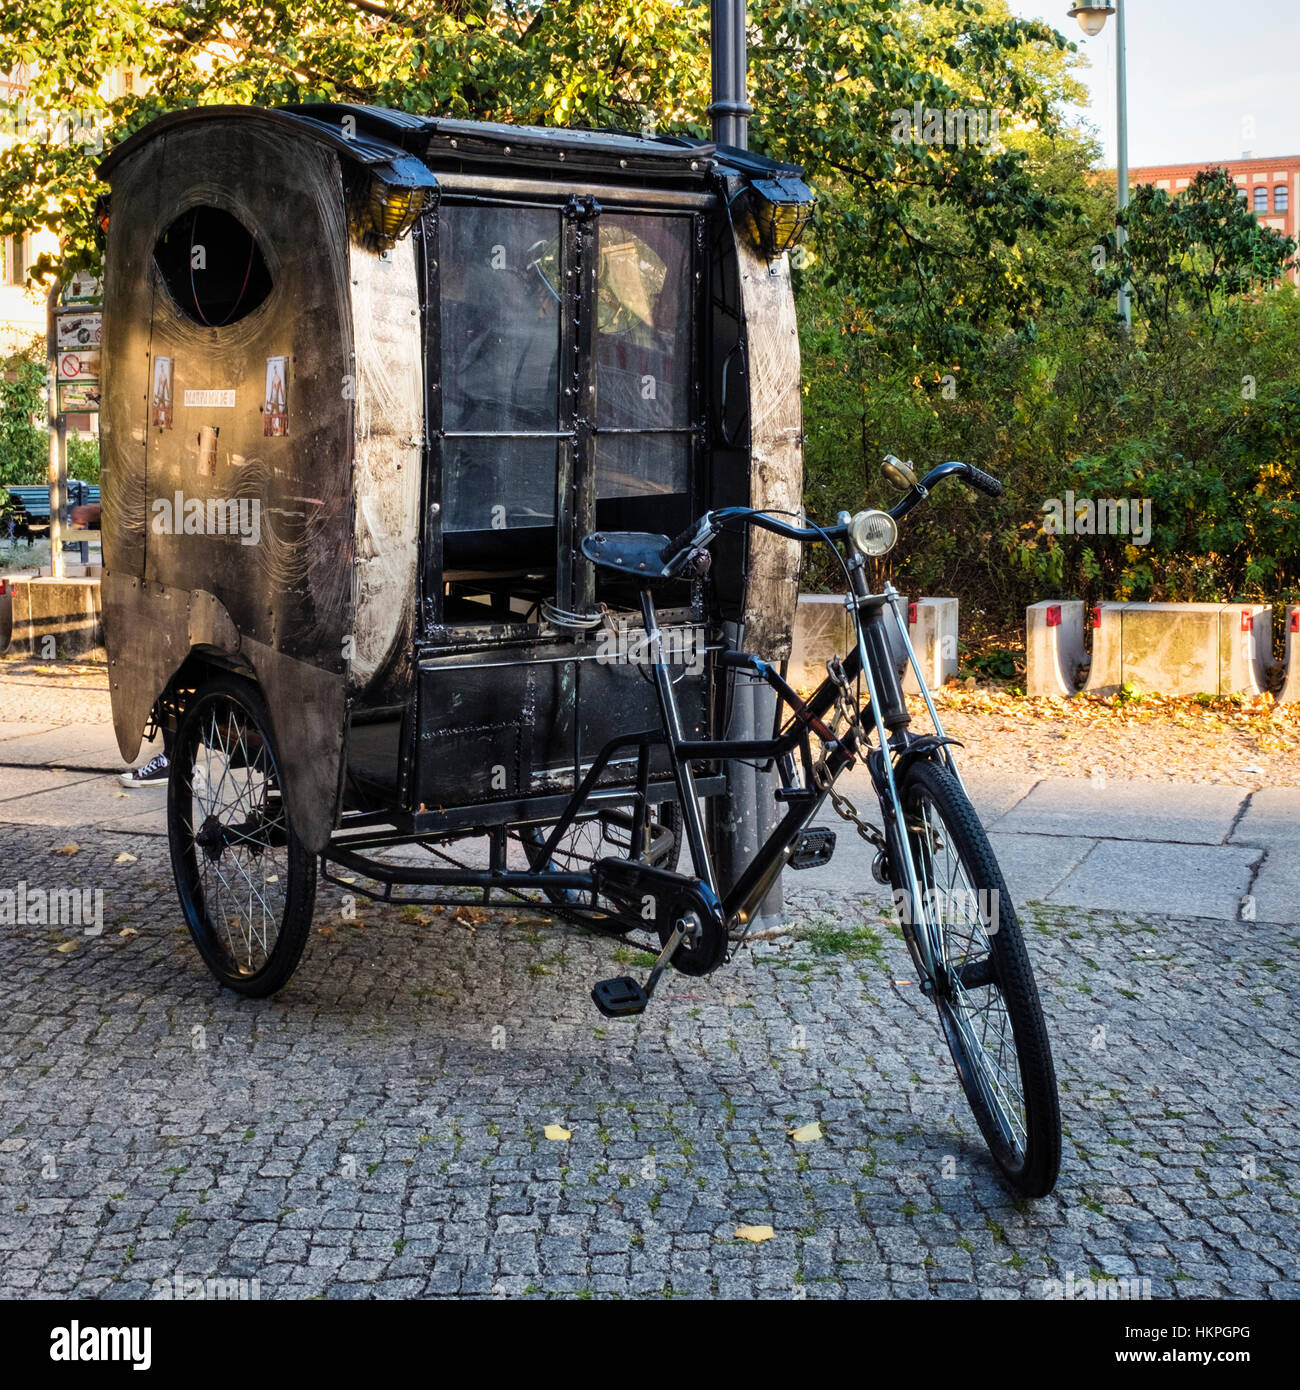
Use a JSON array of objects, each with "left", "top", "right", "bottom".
[{"left": 1005, "top": 1, "right": 1300, "bottom": 166}]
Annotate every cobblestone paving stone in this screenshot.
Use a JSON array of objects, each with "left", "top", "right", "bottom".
[{"left": 0, "top": 820, "right": 1297, "bottom": 1301}]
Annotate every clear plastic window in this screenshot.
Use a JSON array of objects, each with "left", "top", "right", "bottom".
[
  {"left": 440, "top": 205, "right": 561, "bottom": 435},
  {"left": 595, "top": 215, "right": 692, "bottom": 470},
  {"left": 442, "top": 437, "right": 556, "bottom": 534}
]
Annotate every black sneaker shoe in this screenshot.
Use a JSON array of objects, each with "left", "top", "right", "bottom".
[{"left": 119, "top": 753, "right": 169, "bottom": 787}]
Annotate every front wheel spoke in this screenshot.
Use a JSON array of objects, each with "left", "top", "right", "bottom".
[{"left": 951, "top": 985, "right": 1026, "bottom": 1143}]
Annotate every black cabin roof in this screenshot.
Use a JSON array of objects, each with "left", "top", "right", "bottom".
[{"left": 99, "top": 102, "right": 801, "bottom": 187}]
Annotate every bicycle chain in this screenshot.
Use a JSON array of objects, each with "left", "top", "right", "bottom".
[{"left": 810, "top": 657, "right": 886, "bottom": 852}]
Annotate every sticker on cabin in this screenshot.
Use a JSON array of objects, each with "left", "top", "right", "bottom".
[
  {"left": 183, "top": 389, "right": 236, "bottom": 408},
  {"left": 196, "top": 425, "right": 219, "bottom": 477},
  {"left": 263, "top": 356, "right": 289, "bottom": 437},
  {"left": 151, "top": 357, "right": 173, "bottom": 429}
]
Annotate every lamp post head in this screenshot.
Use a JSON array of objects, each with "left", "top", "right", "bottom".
[{"left": 1068, "top": 1, "right": 1115, "bottom": 37}]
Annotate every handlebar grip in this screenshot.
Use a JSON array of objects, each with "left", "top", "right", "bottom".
[{"left": 962, "top": 464, "right": 1003, "bottom": 499}]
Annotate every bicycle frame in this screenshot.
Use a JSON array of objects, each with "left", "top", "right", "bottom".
[
  {"left": 617, "top": 566, "right": 960, "bottom": 985},
  {"left": 323, "top": 521, "right": 964, "bottom": 995}
]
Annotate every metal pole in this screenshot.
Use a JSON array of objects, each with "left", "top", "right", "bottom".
[
  {"left": 709, "top": 0, "right": 752, "bottom": 148},
  {"left": 45, "top": 283, "right": 67, "bottom": 579},
  {"left": 1115, "top": 0, "right": 1131, "bottom": 329},
  {"left": 708, "top": 2, "right": 782, "bottom": 928}
]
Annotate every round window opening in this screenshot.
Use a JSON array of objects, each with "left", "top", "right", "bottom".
[{"left": 154, "top": 205, "right": 273, "bottom": 326}]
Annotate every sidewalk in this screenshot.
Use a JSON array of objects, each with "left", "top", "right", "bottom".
[
  {"left": 802, "top": 766, "right": 1297, "bottom": 927},
  {"left": 0, "top": 672, "right": 1296, "bottom": 1300},
  {"left": 1, "top": 709, "right": 1294, "bottom": 927}
]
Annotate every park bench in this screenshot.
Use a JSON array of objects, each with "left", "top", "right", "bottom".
[{"left": 2, "top": 481, "right": 101, "bottom": 551}]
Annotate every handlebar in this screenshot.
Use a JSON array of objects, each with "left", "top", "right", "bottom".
[{"left": 657, "top": 459, "right": 1002, "bottom": 568}]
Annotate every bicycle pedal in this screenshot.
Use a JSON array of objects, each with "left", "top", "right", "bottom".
[
  {"left": 789, "top": 826, "right": 836, "bottom": 870},
  {"left": 591, "top": 976, "right": 648, "bottom": 1018}
]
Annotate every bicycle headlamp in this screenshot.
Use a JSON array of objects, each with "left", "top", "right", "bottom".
[{"left": 847, "top": 509, "right": 898, "bottom": 557}]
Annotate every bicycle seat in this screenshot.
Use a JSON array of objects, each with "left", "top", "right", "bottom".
[{"left": 581, "top": 530, "right": 678, "bottom": 582}]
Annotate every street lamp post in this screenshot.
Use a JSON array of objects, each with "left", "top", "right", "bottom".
[{"left": 1069, "top": 1, "right": 1131, "bottom": 329}]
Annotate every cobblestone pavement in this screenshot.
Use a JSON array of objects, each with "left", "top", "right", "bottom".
[{"left": 0, "top": 818, "right": 1296, "bottom": 1301}]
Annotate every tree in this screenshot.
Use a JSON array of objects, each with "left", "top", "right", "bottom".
[
  {"left": 1101, "top": 168, "right": 1296, "bottom": 340},
  {"left": 1, "top": 0, "right": 1078, "bottom": 318},
  {"left": 0, "top": 340, "right": 47, "bottom": 487}
]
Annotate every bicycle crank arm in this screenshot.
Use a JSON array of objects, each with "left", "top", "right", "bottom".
[{"left": 590, "top": 914, "right": 697, "bottom": 1020}]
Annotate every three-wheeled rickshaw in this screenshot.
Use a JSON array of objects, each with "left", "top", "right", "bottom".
[{"left": 97, "top": 104, "right": 1060, "bottom": 1196}]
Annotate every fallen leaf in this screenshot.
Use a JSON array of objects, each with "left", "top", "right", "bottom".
[
  {"left": 544, "top": 1124, "right": 572, "bottom": 1142},
  {"left": 55, "top": 940, "right": 78, "bottom": 953},
  {"left": 114, "top": 852, "right": 137, "bottom": 864},
  {"left": 788, "top": 1121, "right": 823, "bottom": 1144},
  {"left": 54, "top": 842, "right": 79, "bottom": 856},
  {"left": 735, "top": 1225, "right": 776, "bottom": 1243},
  {"left": 118, "top": 928, "right": 138, "bottom": 938}
]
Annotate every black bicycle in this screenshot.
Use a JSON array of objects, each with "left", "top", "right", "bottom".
[{"left": 168, "top": 456, "right": 1060, "bottom": 1197}]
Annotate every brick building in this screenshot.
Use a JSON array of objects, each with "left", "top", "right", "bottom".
[{"left": 1127, "top": 153, "right": 1300, "bottom": 244}]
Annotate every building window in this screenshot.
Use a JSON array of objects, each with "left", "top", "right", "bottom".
[
  {"left": 1254, "top": 187, "right": 1269, "bottom": 213},
  {"left": 1276, "top": 184, "right": 1289, "bottom": 213}
]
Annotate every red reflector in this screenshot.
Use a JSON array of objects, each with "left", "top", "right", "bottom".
[
  {"left": 0, "top": 579, "right": 6, "bottom": 596},
  {"left": 1091, "top": 605, "right": 1102, "bottom": 629},
  {"left": 1046, "top": 604, "right": 1061, "bottom": 628},
  {"left": 1292, "top": 610, "right": 1300, "bottom": 633},
  {"left": 908, "top": 602, "right": 917, "bottom": 625},
  {"left": 1241, "top": 611, "right": 1253, "bottom": 632}
]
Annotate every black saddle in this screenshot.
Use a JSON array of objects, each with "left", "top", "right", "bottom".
[{"left": 581, "top": 530, "right": 681, "bottom": 582}]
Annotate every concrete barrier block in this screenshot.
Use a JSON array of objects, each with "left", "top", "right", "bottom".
[
  {"left": 1080, "top": 601, "right": 1127, "bottom": 693},
  {"left": 1120, "top": 602, "right": 1222, "bottom": 695},
  {"left": 789, "top": 593, "right": 851, "bottom": 690},
  {"left": 789, "top": 591, "right": 913, "bottom": 690},
  {"left": 4, "top": 576, "right": 103, "bottom": 659},
  {"left": 1079, "top": 601, "right": 1271, "bottom": 698},
  {"left": 1219, "top": 604, "right": 1272, "bottom": 697},
  {"left": 1026, "top": 600, "right": 1085, "bottom": 697},
  {"left": 903, "top": 597, "right": 958, "bottom": 694},
  {"left": 1279, "top": 604, "right": 1300, "bottom": 704}
]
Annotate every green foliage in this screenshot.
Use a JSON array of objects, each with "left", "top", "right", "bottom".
[
  {"left": 1, "top": 1, "right": 1294, "bottom": 624},
  {"left": 67, "top": 435, "right": 100, "bottom": 482},
  {"left": 0, "top": 341, "right": 47, "bottom": 486},
  {"left": 798, "top": 125, "right": 1300, "bottom": 620},
  {"left": 1101, "top": 168, "right": 1296, "bottom": 339}
]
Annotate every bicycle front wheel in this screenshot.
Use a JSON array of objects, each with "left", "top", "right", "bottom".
[{"left": 898, "top": 757, "right": 1061, "bottom": 1198}]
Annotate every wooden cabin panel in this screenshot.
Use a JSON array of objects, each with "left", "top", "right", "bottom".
[{"left": 134, "top": 121, "right": 355, "bottom": 671}]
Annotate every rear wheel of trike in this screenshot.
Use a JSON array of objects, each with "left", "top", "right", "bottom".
[
  {"left": 897, "top": 757, "right": 1061, "bottom": 1198},
  {"left": 167, "top": 673, "right": 315, "bottom": 996},
  {"left": 519, "top": 801, "right": 682, "bottom": 911}
]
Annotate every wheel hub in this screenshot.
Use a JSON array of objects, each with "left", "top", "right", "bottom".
[{"left": 195, "top": 813, "right": 225, "bottom": 861}]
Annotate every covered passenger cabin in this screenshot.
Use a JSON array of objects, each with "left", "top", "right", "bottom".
[{"left": 97, "top": 104, "right": 811, "bottom": 851}]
